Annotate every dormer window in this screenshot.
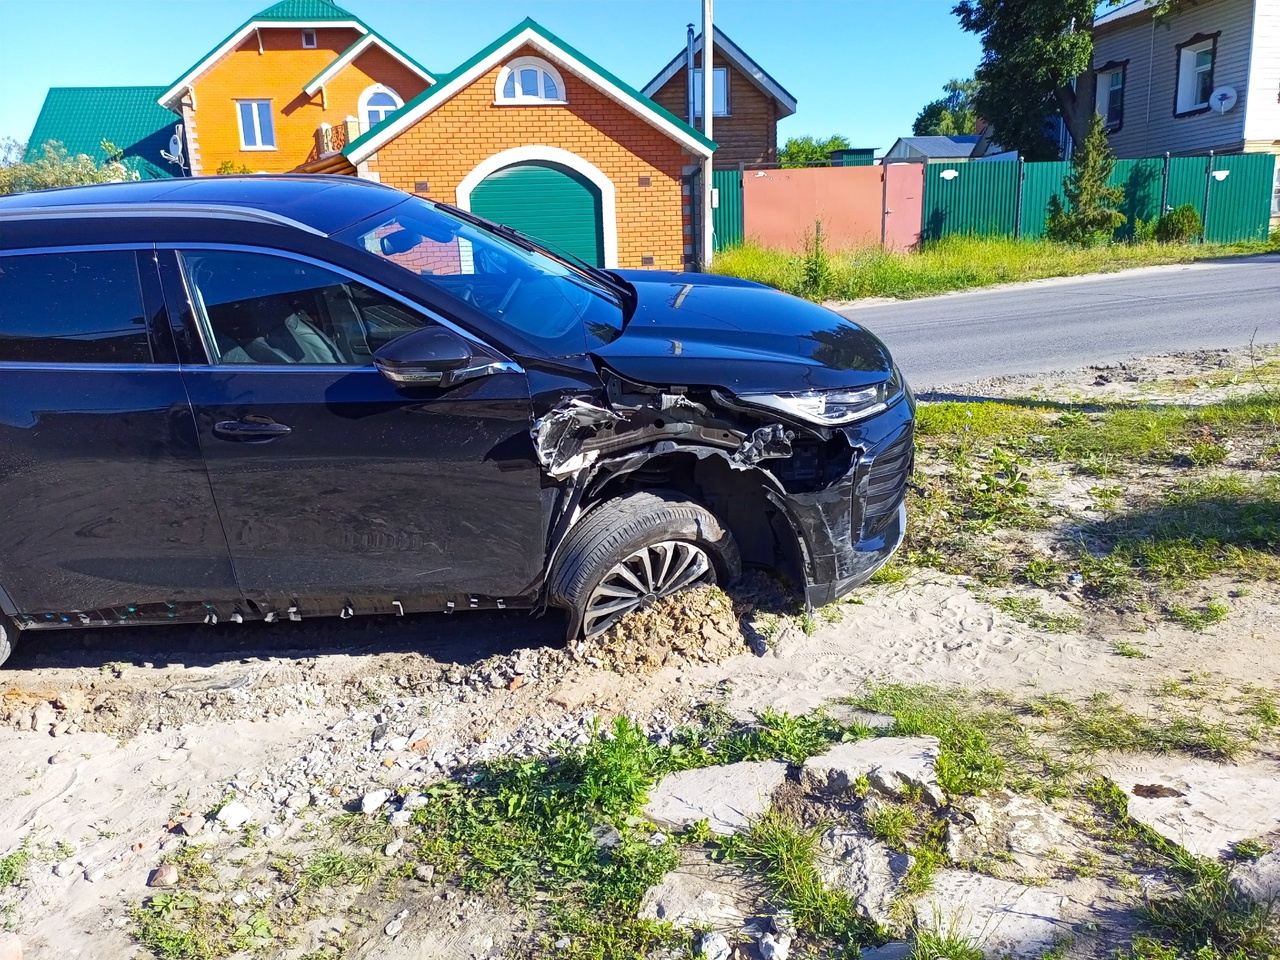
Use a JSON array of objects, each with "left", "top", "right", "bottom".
[
  {"left": 496, "top": 57, "right": 567, "bottom": 105},
  {"left": 359, "top": 84, "right": 403, "bottom": 131},
  {"left": 302, "top": 29, "right": 317, "bottom": 49}
]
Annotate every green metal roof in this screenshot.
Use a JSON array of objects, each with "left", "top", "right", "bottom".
[
  {"left": 255, "top": 0, "right": 356, "bottom": 21},
  {"left": 25, "top": 87, "right": 181, "bottom": 180},
  {"left": 344, "top": 18, "right": 715, "bottom": 158}
]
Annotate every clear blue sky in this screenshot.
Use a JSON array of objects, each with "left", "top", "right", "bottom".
[{"left": 0, "top": 0, "right": 981, "bottom": 154}]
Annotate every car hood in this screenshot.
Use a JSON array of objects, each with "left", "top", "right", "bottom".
[{"left": 594, "top": 271, "right": 895, "bottom": 394}]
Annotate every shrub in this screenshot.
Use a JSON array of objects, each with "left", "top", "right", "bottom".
[
  {"left": 1045, "top": 114, "right": 1126, "bottom": 246},
  {"left": 0, "top": 139, "right": 133, "bottom": 195},
  {"left": 1154, "top": 204, "right": 1202, "bottom": 244}
]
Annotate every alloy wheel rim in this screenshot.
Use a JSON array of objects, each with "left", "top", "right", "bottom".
[{"left": 583, "top": 540, "right": 713, "bottom": 638}]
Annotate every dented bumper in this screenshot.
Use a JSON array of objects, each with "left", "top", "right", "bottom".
[{"left": 770, "top": 394, "right": 914, "bottom": 608}]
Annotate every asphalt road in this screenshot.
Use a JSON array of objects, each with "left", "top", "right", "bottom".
[{"left": 834, "top": 255, "right": 1280, "bottom": 389}]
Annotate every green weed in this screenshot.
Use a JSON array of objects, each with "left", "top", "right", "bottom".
[
  {"left": 910, "top": 928, "right": 984, "bottom": 960},
  {"left": 993, "top": 595, "right": 1083, "bottom": 633},
  {"left": 0, "top": 846, "right": 29, "bottom": 889},
  {"left": 1167, "top": 599, "right": 1230, "bottom": 632}
]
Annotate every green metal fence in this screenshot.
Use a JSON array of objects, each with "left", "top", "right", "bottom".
[
  {"left": 922, "top": 161, "right": 1020, "bottom": 240},
  {"left": 712, "top": 169, "right": 743, "bottom": 252},
  {"left": 921, "top": 153, "right": 1275, "bottom": 244}
]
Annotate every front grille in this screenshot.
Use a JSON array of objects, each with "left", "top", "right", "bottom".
[{"left": 861, "top": 425, "right": 914, "bottom": 539}]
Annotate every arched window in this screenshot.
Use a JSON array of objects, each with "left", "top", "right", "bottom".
[
  {"left": 495, "top": 57, "right": 566, "bottom": 105},
  {"left": 358, "top": 85, "right": 403, "bottom": 131}
]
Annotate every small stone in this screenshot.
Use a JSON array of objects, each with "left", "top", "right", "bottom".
[
  {"left": 385, "top": 736, "right": 409, "bottom": 752},
  {"left": 384, "top": 909, "right": 409, "bottom": 937},
  {"left": 759, "top": 932, "right": 791, "bottom": 960},
  {"left": 263, "top": 824, "right": 284, "bottom": 839},
  {"left": 554, "top": 936, "right": 571, "bottom": 950},
  {"left": 698, "top": 932, "right": 731, "bottom": 960},
  {"left": 402, "top": 792, "right": 430, "bottom": 810},
  {"left": 361, "top": 789, "right": 392, "bottom": 814},
  {"left": 590, "top": 823, "right": 622, "bottom": 849},
  {"left": 31, "top": 702, "right": 56, "bottom": 734},
  {"left": 507, "top": 675, "right": 526, "bottom": 691},
  {"left": 388, "top": 810, "right": 412, "bottom": 827},
  {"left": 415, "top": 863, "right": 436, "bottom": 883},
  {"left": 176, "top": 817, "right": 206, "bottom": 837},
  {"left": 148, "top": 864, "right": 179, "bottom": 888},
  {"left": 384, "top": 839, "right": 404, "bottom": 857},
  {"left": 52, "top": 860, "right": 76, "bottom": 878},
  {"left": 284, "top": 793, "right": 308, "bottom": 809},
  {"left": 84, "top": 865, "right": 107, "bottom": 883},
  {"left": 216, "top": 801, "right": 254, "bottom": 828}
]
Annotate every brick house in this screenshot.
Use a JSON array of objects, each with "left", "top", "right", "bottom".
[
  {"left": 156, "top": 0, "right": 435, "bottom": 175},
  {"left": 300, "top": 19, "right": 715, "bottom": 270},
  {"left": 26, "top": 0, "right": 719, "bottom": 268},
  {"left": 642, "top": 27, "right": 797, "bottom": 169}
]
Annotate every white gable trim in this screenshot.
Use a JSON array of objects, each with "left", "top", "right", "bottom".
[
  {"left": 159, "top": 19, "right": 368, "bottom": 107},
  {"left": 304, "top": 33, "right": 434, "bottom": 96},
  {"left": 346, "top": 27, "right": 714, "bottom": 163},
  {"left": 641, "top": 29, "right": 797, "bottom": 117},
  {"left": 455, "top": 145, "right": 618, "bottom": 268}
]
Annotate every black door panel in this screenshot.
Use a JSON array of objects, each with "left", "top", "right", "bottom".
[
  {"left": 0, "top": 249, "right": 235, "bottom": 615},
  {"left": 180, "top": 366, "right": 544, "bottom": 599}
]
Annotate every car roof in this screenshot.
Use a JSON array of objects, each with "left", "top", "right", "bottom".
[{"left": 0, "top": 174, "right": 405, "bottom": 236}]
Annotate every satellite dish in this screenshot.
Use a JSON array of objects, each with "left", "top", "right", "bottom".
[
  {"left": 1210, "top": 86, "right": 1237, "bottom": 113},
  {"left": 167, "top": 134, "right": 184, "bottom": 158},
  {"left": 161, "top": 124, "right": 188, "bottom": 173},
  {"left": 939, "top": 168, "right": 960, "bottom": 181}
]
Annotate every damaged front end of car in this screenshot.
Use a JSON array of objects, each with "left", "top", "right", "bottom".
[{"left": 531, "top": 366, "right": 915, "bottom": 612}]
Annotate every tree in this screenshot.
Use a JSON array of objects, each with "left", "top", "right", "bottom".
[
  {"left": 778, "top": 134, "right": 851, "bottom": 168},
  {"left": 0, "top": 137, "right": 26, "bottom": 167},
  {"left": 953, "top": 0, "right": 1181, "bottom": 159},
  {"left": 1045, "top": 113, "right": 1126, "bottom": 245},
  {"left": 0, "top": 140, "right": 134, "bottom": 195},
  {"left": 912, "top": 78, "right": 980, "bottom": 137}
]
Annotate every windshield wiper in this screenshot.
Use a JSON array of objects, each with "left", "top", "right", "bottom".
[{"left": 433, "top": 200, "right": 634, "bottom": 307}]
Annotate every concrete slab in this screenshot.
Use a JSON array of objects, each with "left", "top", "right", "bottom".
[{"left": 643, "top": 760, "right": 789, "bottom": 835}]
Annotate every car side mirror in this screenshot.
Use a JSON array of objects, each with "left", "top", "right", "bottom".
[{"left": 373, "top": 326, "right": 474, "bottom": 387}]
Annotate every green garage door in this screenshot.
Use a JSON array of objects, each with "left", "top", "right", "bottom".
[{"left": 469, "top": 161, "right": 605, "bottom": 266}]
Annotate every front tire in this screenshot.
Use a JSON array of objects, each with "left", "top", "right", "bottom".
[{"left": 549, "top": 491, "right": 741, "bottom": 638}]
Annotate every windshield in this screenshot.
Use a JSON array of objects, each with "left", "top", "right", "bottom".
[{"left": 336, "top": 196, "right": 624, "bottom": 355}]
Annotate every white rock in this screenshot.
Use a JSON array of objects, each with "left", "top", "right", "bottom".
[
  {"left": 1103, "top": 757, "right": 1280, "bottom": 858},
  {"left": 801, "top": 737, "right": 944, "bottom": 806},
  {"left": 916, "top": 871, "right": 1100, "bottom": 958},
  {"left": 402, "top": 792, "right": 430, "bottom": 811},
  {"left": 52, "top": 860, "right": 77, "bottom": 878},
  {"left": 859, "top": 944, "right": 912, "bottom": 960},
  {"left": 284, "top": 792, "right": 308, "bottom": 809},
  {"left": 638, "top": 859, "right": 759, "bottom": 930},
  {"left": 384, "top": 839, "right": 404, "bottom": 857},
  {"left": 1232, "top": 851, "right": 1280, "bottom": 903},
  {"left": 263, "top": 824, "right": 284, "bottom": 839},
  {"left": 176, "top": 817, "right": 206, "bottom": 837},
  {"left": 759, "top": 932, "right": 791, "bottom": 960},
  {"left": 361, "top": 789, "right": 392, "bottom": 815},
  {"left": 384, "top": 909, "right": 409, "bottom": 937},
  {"left": 385, "top": 736, "right": 409, "bottom": 752},
  {"left": 31, "top": 702, "right": 56, "bottom": 733},
  {"left": 415, "top": 863, "right": 435, "bottom": 883},
  {"left": 698, "top": 932, "right": 731, "bottom": 960},
  {"left": 643, "top": 761, "right": 788, "bottom": 835},
  {"left": 388, "top": 810, "right": 412, "bottom": 827},
  {"left": 817, "top": 829, "right": 911, "bottom": 925},
  {"left": 216, "top": 801, "right": 254, "bottom": 829}
]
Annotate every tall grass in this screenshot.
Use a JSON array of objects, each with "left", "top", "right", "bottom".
[{"left": 711, "top": 234, "right": 1278, "bottom": 303}]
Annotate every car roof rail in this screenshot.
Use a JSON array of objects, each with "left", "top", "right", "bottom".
[{"left": 0, "top": 203, "right": 326, "bottom": 237}]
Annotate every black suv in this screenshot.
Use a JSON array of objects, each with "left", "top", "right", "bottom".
[{"left": 0, "top": 176, "right": 914, "bottom": 666}]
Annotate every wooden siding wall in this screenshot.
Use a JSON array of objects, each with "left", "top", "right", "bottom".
[
  {"left": 184, "top": 27, "right": 430, "bottom": 175},
  {"left": 649, "top": 50, "right": 778, "bottom": 169},
  {"left": 1093, "top": 0, "right": 1255, "bottom": 157}
]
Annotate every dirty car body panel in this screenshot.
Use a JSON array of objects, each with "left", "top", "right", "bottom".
[{"left": 0, "top": 177, "right": 913, "bottom": 647}]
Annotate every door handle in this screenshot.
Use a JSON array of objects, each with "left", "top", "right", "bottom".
[{"left": 212, "top": 418, "right": 292, "bottom": 443}]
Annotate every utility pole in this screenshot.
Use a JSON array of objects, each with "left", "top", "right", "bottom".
[{"left": 700, "top": 0, "right": 715, "bottom": 271}]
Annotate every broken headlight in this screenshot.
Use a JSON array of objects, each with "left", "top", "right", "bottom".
[{"left": 734, "top": 366, "right": 903, "bottom": 426}]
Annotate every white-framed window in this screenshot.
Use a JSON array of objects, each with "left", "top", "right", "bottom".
[
  {"left": 358, "top": 84, "right": 403, "bottom": 131},
  {"left": 495, "top": 57, "right": 567, "bottom": 105},
  {"left": 693, "top": 66, "right": 729, "bottom": 118},
  {"left": 1175, "top": 34, "right": 1217, "bottom": 115},
  {"left": 236, "top": 100, "right": 276, "bottom": 150},
  {"left": 1095, "top": 63, "right": 1126, "bottom": 130},
  {"left": 301, "top": 29, "right": 317, "bottom": 49}
]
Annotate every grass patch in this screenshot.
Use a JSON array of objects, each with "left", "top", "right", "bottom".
[
  {"left": 718, "top": 811, "right": 879, "bottom": 946},
  {"left": 993, "top": 595, "right": 1083, "bottom": 633},
  {"left": 1166, "top": 598, "right": 1230, "bottom": 632},
  {"left": 130, "top": 893, "right": 272, "bottom": 960},
  {"left": 712, "top": 235, "right": 1279, "bottom": 304},
  {"left": 910, "top": 928, "right": 985, "bottom": 960},
  {"left": 0, "top": 846, "right": 29, "bottom": 889}
]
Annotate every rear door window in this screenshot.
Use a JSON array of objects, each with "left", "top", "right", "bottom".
[
  {"left": 179, "top": 249, "right": 430, "bottom": 365},
  {"left": 0, "top": 250, "right": 151, "bottom": 363}
]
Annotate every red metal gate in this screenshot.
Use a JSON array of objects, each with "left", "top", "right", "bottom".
[{"left": 882, "top": 161, "right": 923, "bottom": 251}]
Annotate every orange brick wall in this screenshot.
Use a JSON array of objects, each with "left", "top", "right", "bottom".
[
  {"left": 365, "top": 46, "right": 693, "bottom": 271},
  {"left": 185, "top": 26, "right": 430, "bottom": 174}
]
